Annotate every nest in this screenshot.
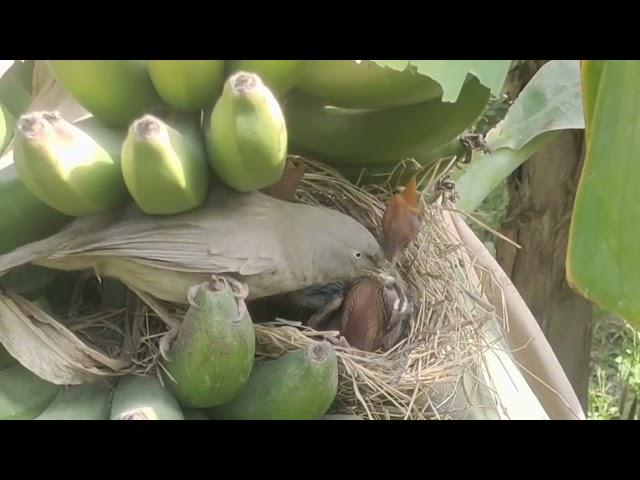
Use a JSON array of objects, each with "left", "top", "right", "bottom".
[
  {"left": 0, "top": 155, "right": 508, "bottom": 419},
  {"left": 248, "top": 158, "right": 503, "bottom": 419}
]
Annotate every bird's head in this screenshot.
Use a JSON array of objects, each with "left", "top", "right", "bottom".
[{"left": 309, "top": 206, "right": 395, "bottom": 284}]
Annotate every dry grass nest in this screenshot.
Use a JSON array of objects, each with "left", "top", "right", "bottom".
[{"left": 5, "top": 155, "right": 507, "bottom": 420}]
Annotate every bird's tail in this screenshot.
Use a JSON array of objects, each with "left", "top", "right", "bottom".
[
  {"left": 0, "top": 229, "right": 71, "bottom": 277},
  {"left": 0, "top": 211, "right": 116, "bottom": 277}
]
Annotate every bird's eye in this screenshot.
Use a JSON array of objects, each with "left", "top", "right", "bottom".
[{"left": 353, "top": 251, "right": 363, "bottom": 259}]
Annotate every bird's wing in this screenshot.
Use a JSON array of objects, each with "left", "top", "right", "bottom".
[{"left": 0, "top": 188, "right": 286, "bottom": 277}]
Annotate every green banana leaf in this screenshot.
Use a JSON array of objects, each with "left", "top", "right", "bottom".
[
  {"left": 373, "top": 60, "right": 511, "bottom": 102},
  {"left": 567, "top": 60, "right": 640, "bottom": 329},
  {"left": 456, "top": 60, "right": 585, "bottom": 212},
  {"left": 580, "top": 60, "right": 605, "bottom": 136},
  {"left": 488, "top": 60, "right": 584, "bottom": 151}
]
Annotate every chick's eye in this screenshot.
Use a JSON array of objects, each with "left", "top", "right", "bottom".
[{"left": 353, "top": 251, "right": 362, "bottom": 259}]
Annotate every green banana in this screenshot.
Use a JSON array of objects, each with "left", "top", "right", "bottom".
[
  {"left": 0, "top": 364, "right": 60, "bottom": 419},
  {"left": 121, "top": 113, "right": 209, "bottom": 215},
  {"left": 1, "top": 102, "right": 15, "bottom": 154},
  {"left": 148, "top": 60, "right": 226, "bottom": 112},
  {"left": 162, "top": 279, "right": 256, "bottom": 408},
  {"left": 48, "top": 61, "right": 163, "bottom": 127},
  {"left": 207, "top": 342, "right": 338, "bottom": 420},
  {"left": 0, "top": 153, "right": 71, "bottom": 254},
  {"left": 227, "top": 60, "right": 302, "bottom": 97},
  {"left": 36, "top": 382, "right": 113, "bottom": 420},
  {"left": 183, "top": 408, "right": 210, "bottom": 420},
  {"left": 296, "top": 60, "right": 444, "bottom": 109},
  {"left": 0, "top": 344, "right": 16, "bottom": 370},
  {"left": 13, "top": 111, "right": 129, "bottom": 216},
  {"left": 204, "top": 71, "right": 288, "bottom": 192},
  {"left": 285, "top": 75, "right": 491, "bottom": 166},
  {"left": 111, "top": 375, "right": 184, "bottom": 420}
]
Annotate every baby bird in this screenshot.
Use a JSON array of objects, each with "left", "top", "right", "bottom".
[
  {"left": 339, "top": 275, "right": 412, "bottom": 352},
  {"left": 382, "top": 177, "right": 421, "bottom": 264}
]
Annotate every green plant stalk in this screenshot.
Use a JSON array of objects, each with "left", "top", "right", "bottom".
[{"left": 455, "top": 131, "right": 559, "bottom": 213}]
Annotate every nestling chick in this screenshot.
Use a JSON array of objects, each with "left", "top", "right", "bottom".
[
  {"left": 335, "top": 178, "right": 420, "bottom": 351},
  {"left": 339, "top": 274, "right": 412, "bottom": 352},
  {"left": 382, "top": 177, "right": 421, "bottom": 264}
]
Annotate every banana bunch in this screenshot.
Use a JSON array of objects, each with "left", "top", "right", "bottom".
[
  {"left": 0, "top": 60, "right": 498, "bottom": 419},
  {"left": 7, "top": 60, "right": 491, "bottom": 223}
]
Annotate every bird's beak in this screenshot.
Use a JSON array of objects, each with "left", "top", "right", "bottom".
[
  {"left": 381, "top": 259, "right": 399, "bottom": 279},
  {"left": 365, "top": 259, "right": 400, "bottom": 286}
]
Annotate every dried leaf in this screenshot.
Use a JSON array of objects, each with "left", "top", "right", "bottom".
[
  {"left": 0, "top": 290, "right": 131, "bottom": 385},
  {"left": 261, "top": 157, "right": 306, "bottom": 202}
]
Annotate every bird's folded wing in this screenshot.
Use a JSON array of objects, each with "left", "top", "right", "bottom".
[{"left": 1, "top": 190, "right": 284, "bottom": 277}]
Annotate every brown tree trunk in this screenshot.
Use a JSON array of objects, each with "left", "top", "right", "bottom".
[{"left": 495, "top": 130, "right": 593, "bottom": 411}]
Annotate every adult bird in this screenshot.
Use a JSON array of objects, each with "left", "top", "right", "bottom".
[{"left": 0, "top": 182, "right": 394, "bottom": 304}]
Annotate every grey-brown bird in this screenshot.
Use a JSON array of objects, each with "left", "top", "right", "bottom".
[{"left": 0, "top": 182, "right": 392, "bottom": 304}]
